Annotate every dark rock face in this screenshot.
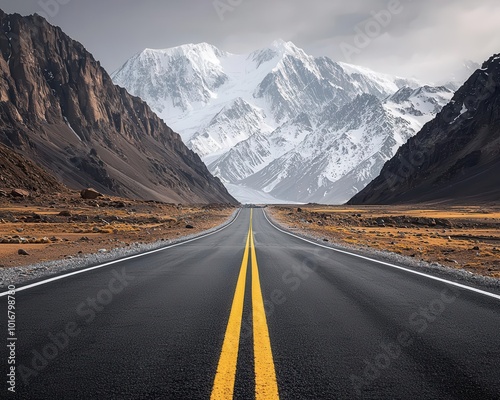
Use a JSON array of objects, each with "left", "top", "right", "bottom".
[
  {"left": 349, "top": 54, "right": 500, "bottom": 205},
  {"left": 0, "top": 10, "right": 237, "bottom": 204}
]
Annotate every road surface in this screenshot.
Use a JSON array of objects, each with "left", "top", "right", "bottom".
[{"left": 1, "top": 208, "right": 499, "bottom": 399}]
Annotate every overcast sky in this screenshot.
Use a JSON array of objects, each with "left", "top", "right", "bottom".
[{"left": 1, "top": 0, "right": 499, "bottom": 82}]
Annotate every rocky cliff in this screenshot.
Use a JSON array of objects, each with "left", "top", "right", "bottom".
[
  {"left": 349, "top": 54, "right": 500, "bottom": 204},
  {"left": 0, "top": 10, "right": 237, "bottom": 204}
]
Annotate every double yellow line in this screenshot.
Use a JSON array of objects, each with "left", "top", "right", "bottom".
[{"left": 211, "top": 209, "right": 279, "bottom": 399}]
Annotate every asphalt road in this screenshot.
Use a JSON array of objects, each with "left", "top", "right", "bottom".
[{"left": 1, "top": 208, "right": 499, "bottom": 399}]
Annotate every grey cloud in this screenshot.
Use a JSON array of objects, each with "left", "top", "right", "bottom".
[{"left": 0, "top": 0, "right": 498, "bottom": 82}]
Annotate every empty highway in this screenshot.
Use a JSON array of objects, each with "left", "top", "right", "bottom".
[{"left": 1, "top": 208, "right": 499, "bottom": 399}]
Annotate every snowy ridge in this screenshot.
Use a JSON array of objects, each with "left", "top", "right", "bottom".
[{"left": 112, "top": 41, "right": 453, "bottom": 204}]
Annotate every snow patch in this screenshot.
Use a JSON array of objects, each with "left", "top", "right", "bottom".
[
  {"left": 451, "top": 104, "right": 468, "bottom": 124},
  {"left": 63, "top": 117, "right": 81, "bottom": 141}
]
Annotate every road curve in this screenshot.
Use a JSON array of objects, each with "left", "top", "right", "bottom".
[{"left": 1, "top": 208, "right": 499, "bottom": 399}]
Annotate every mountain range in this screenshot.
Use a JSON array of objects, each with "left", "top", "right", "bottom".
[
  {"left": 112, "top": 40, "right": 454, "bottom": 203},
  {"left": 350, "top": 53, "right": 500, "bottom": 204},
  {"left": 0, "top": 10, "right": 236, "bottom": 204},
  {"left": 2, "top": 10, "right": 494, "bottom": 207}
]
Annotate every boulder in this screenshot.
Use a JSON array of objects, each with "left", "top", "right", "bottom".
[
  {"left": 11, "top": 189, "right": 29, "bottom": 198},
  {"left": 80, "top": 188, "right": 103, "bottom": 200}
]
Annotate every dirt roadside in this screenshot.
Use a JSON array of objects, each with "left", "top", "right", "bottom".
[
  {"left": 0, "top": 192, "right": 236, "bottom": 269},
  {"left": 268, "top": 204, "right": 500, "bottom": 279}
]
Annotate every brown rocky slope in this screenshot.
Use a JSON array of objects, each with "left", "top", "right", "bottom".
[
  {"left": 0, "top": 141, "right": 68, "bottom": 194},
  {"left": 0, "top": 10, "right": 237, "bottom": 204}
]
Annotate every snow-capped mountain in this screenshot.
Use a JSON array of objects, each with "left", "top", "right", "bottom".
[
  {"left": 112, "top": 40, "right": 453, "bottom": 203},
  {"left": 236, "top": 87, "right": 452, "bottom": 203}
]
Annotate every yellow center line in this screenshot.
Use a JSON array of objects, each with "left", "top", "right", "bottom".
[
  {"left": 250, "top": 211, "right": 280, "bottom": 399},
  {"left": 211, "top": 227, "right": 250, "bottom": 400},
  {"left": 211, "top": 209, "right": 280, "bottom": 399}
]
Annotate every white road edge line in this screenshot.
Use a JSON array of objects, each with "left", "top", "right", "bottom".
[
  {"left": 0, "top": 209, "right": 242, "bottom": 297},
  {"left": 263, "top": 209, "right": 500, "bottom": 301}
]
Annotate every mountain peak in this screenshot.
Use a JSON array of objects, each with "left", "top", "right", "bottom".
[
  {"left": 249, "top": 39, "right": 306, "bottom": 68},
  {"left": 269, "top": 39, "right": 296, "bottom": 50},
  {"left": 139, "top": 42, "right": 226, "bottom": 61},
  {"left": 267, "top": 39, "right": 305, "bottom": 57}
]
